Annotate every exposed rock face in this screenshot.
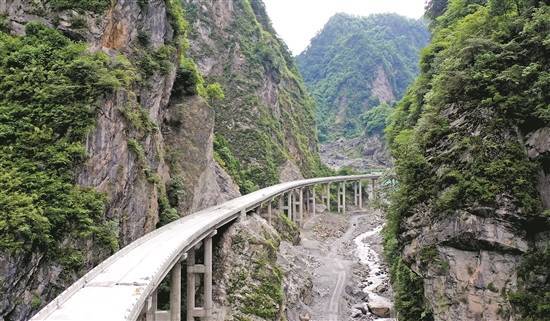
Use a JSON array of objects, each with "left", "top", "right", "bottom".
[
  {"left": 212, "top": 214, "right": 311, "bottom": 321},
  {"left": 0, "top": 0, "right": 321, "bottom": 319},
  {"left": 183, "top": 0, "right": 322, "bottom": 189},
  {"left": 163, "top": 95, "right": 240, "bottom": 215},
  {"left": 392, "top": 111, "right": 549, "bottom": 321},
  {"left": 320, "top": 135, "right": 391, "bottom": 172},
  {"left": 370, "top": 67, "right": 396, "bottom": 104}
]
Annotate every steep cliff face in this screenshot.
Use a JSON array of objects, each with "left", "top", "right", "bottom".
[
  {"left": 0, "top": 1, "right": 318, "bottom": 319},
  {"left": 183, "top": 0, "right": 325, "bottom": 191},
  {"left": 385, "top": 1, "right": 550, "bottom": 321},
  {"left": 296, "top": 13, "right": 429, "bottom": 171}
]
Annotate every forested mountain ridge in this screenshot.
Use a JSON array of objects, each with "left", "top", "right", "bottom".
[
  {"left": 297, "top": 13, "right": 430, "bottom": 142},
  {"left": 384, "top": 0, "right": 550, "bottom": 320},
  {"left": 0, "top": 0, "right": 323, "bottom": 319}
]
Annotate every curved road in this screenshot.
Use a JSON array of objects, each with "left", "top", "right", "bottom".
[{"left": 31, "top": 174, "right": 380, "bottom": 321}]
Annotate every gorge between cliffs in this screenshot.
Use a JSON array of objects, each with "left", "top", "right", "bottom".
[{"left": 0, "top": 1, "right": 549, "bottom": 321}]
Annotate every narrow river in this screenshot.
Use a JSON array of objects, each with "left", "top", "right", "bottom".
[{"left": 353, "top": 224, "right": 395, "bottom": 320}]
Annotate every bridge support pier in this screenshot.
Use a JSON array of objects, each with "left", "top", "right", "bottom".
[
  {"left": 267, "top": 199, "right": 272, "bottom": 224},
  {"left": 145, "top": 290, "right": 158, "bottom": 321},
  {"left": 324, "top": 184, "right": 330, "bottom": 211},
  {"left": 297, "top": 188, "right": 303, "bottom": 226},
  {"left": 286, "top": 192, "right": 293, "bottom": 220},
  {"left": 186, "top": 233, "right": 214, "bottom": 321},
  {"left": 368, "top": 179, "right": 376, "bottom": 202},
  {"left": 310, "top": 187, "right": 316, "bottom": 216},
  {"left": 171, "top": 261, "right": 181, "bottom": 321},
  {"left": 337, "top": 182, "right": 346, "bottom": 214},
  {"left": 354, "top": 182, "right": 359, "bottom": 207},
  {"left": 358, "top": 181, "right": 363, "bottom": 209}
]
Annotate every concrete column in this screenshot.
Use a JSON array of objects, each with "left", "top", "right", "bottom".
[
  {"left": 312, "top": 187, "right": 316, "bottom": 216},
  {"left": 337, "top": 183, "right": 342, "bottom": 213},
  {"left": 343, "top": 182, "right": 346, "bottom": 214},
  {"left": 186, "top": 250, "right": 195, "bottom": 321},
  {"left": 367, "top": 179, "right": 374, "bottom": 201},
  {"left": 267, "top": 200, "right": 272, "bottom": 224},
  {"left": 326, "top": 184, "right": 331, "bottom": 211},
  {"left": 354, "top": 182, "right": 359, "bottom": 206},
  {"left": 204, "top": 237, "right": 213, "bottom": 321},
  {"left": 278, "top": 195, "right": 284, "bottom": 215},
  {"left": 170, "top": 261, "right": 181, "bottom": 321},
  {"left": 371, "top": 179, "right": 376, "bottom": 201},
  {"left": 298, "top": 188, "right": 303, "bottom": 226},
  {"left": 287, "top": 192, "right": 293, "bottom": 220},
  {"left": 240, "top": 209, "right": 246, "bottom": 222},
  {"left": 338, "top": 182, "right": 346, "bottom": 214},
  {"left": 359, "top": 181, "right": 363, "bottom": 209},
  {"left": 146, "top": 290, "right": 158, "bottom": 321},
  {"left": 304, "top": 187, "right": 311, "bottom": 217}
]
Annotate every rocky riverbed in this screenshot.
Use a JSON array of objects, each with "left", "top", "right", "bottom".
[{"left": 280, "top": 206, "right": 395, "bottom": 321}]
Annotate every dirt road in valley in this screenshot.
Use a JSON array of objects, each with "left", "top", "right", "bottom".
[{"left": 290, "top": 207, "right": 395, "bottom": 321}]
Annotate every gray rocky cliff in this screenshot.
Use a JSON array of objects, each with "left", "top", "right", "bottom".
[
  {"left": 396, "top": 115, "right": 550, "bottom": 321},
  {"left": 0, "top": 0, "right": 242, "bottom": 319},
  {"left": 182, "top": 0, "right": 323, "bottom": 189}
]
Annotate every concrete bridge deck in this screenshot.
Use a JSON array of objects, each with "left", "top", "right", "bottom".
[{"left": 30, "top": 174, "right": 381, "bottom": 321}]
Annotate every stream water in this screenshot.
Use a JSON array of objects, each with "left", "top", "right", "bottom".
[{"left": 353, "top": 224, "right": 395, "bottom": 320}]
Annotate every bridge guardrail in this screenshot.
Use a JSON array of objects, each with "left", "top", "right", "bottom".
[{"left": 31, "top": 174, "right": 382, "bottom": 321}]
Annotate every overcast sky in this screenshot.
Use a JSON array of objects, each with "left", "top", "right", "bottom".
[{"left": 263, "top": 0, "right": 427, "bottom": 55}]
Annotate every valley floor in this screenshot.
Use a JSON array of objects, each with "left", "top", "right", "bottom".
[{"left": 281, "top": 207, "right": 395, "bottom": 321}]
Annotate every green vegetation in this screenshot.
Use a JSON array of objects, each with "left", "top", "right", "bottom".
[
  {"left": 184, "top": 0, "right": 326, "bottom": 192},
  {"left": 0, "top": 23, "right": 129, "bottom": 256},
  {"left": 213, "top": 134, "right": 256, "bottom": 193},
  {"left": 297, "top": 13, "right": 430, "bottom": 142},
  {"left": 384, "top": 1, "right": 550, "bottom": 320},
  {"left": 361, "top": 102, "right": 393, "bottom": 135},
  {"left": 509, "top": 244, "right": 550, "bottom": 320},
  {"left": 48, "top": 0, "right": 111, "bottom": 13},
  {"left": 228, "top": 225, "right": 285, "bottom": 320}
]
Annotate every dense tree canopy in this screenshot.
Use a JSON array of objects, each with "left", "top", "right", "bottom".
[
  {"left": 297, "top": 13, "right": 430, "bottom": 142},
  {"left": 0, "top": 23, "right": 128, "bottom": 256}
]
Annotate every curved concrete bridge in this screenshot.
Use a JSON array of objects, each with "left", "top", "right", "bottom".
[{"left": 31, "top": 174, "right": 381, "bottom": 321}]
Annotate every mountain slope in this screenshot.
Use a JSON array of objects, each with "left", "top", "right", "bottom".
[
  {"left": 0, "top": 0, "right": 322, "bottom": 319},
  {"left": 183, "top": 0, "right": 326, "bottom": 192},
  {"left": 297, "top": 13, "right": 430, "bottom": 142},
  {"left": 385, "top": 1, "right": 550, "bottom": 320}
]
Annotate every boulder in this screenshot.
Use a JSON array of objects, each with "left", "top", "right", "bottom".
[
  {"left": 351, "top": 308, "right": 364, "bottom": 318},
  {"left": 367, "top": 296, "right": 392, "bottom": 318}
]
